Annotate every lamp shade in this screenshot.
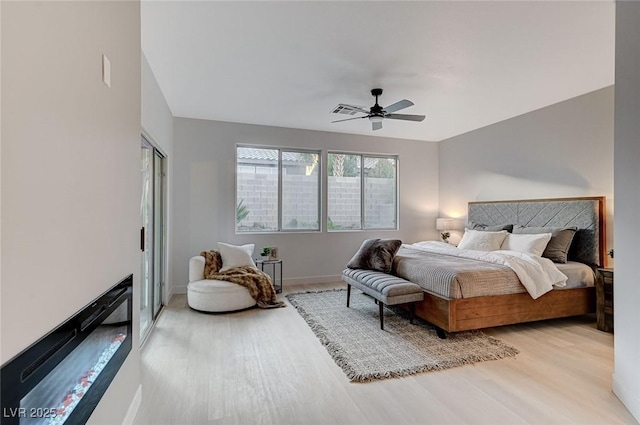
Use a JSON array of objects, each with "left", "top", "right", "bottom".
[{"left": 436, "top": 218, "right": 455, "bottom": 231}]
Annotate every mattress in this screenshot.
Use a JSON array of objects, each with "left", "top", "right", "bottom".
[{"left": 392, "top": 246, "right": 594, "bottom": 299}]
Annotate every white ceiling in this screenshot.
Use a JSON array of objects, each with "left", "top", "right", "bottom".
[{"left": 141, "top": 1, "right": 615, "bottom": 142}]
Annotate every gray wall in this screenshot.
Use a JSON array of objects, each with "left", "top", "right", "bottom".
[
  {"left": 438, "top": 87, "right": 614, "bottom": 249},
  {"left": 171, "top": 119, "right": 439, "bottom": 295},
  {"left": 142, "top": 53, "right": 174, "bottom": 154},
  {"left": 1, "top": 1, "right": 141, "bottom": 424},
  {"left": 613, "top": 2, "right": 640, "bottom": 421}
]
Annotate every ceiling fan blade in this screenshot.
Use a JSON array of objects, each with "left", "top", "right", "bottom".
[
  {"left": 385, "top": 113, "right": 425, "bottom": 122},
  {"left": 383, "top": 99, "right": 413, "bottom": 114},
  {"left": 372, "top": 121, "right": 383, "bottom": 131},
  {"left": 331, "top": 116, "right": 368, "bottom": 123},
  {"left": 331, "top": 104, "right": 370, "bottom": 115}
]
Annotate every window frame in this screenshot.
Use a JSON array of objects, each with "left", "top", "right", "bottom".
[
  {"left": 235, "top": 144, "right": 322, "bottom": 234},
  {"left": 327, "top": 151, "right": 399, "bottom": 232}
]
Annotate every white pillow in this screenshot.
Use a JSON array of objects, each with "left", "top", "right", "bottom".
[
  {"left": 218, "top": 243, "right": 256, "bottom": 272},
  {"left": 457, "top": 229, "right": 508, "bottom": 251},
  {"left": 501, "top": 233, "right": 552, "bottom": 256}
]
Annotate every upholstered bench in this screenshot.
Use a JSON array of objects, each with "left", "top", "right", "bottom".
[{"left": 342, "top": 268, "right": 424, "bottom": 330}]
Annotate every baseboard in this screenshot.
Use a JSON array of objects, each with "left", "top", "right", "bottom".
[
  {"left": 121, "top": 384, "right": 142, "bottom": 425},
  {"left": 284, "top": 275, "right": 342, "bottom": 286},
  {"left": 613, "top": 372, "right": 640, "bottom": 422}
]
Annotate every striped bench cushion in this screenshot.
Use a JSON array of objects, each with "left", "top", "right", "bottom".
[{"left": 342, "top": 268, "right": 424, "bottom": 305}]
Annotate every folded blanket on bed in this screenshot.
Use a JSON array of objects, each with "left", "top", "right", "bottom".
[
  {"left": 201, "top": 251, "right": 285, "bottom": 309},
  {"left": 406, "top": 241, "right": 568, "bottom": 299}
]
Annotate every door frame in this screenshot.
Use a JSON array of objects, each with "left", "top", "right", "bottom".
[{"left": 140, "top": 133, "right": 167, "bottom": 343}]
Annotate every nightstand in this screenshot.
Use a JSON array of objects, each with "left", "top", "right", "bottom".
[{"left": 595, "top": 268, "right": 613, "bottom": 333}]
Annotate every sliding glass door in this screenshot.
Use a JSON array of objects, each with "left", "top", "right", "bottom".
[{"left": 141, "top": 136, "right": 166, "bottom": 342}]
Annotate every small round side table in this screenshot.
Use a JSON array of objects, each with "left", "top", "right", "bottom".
[{"left": 255, "top": 259, "right": 283, "bottom": 293}]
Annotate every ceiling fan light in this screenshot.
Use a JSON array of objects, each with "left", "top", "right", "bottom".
[{"left": 369, "top": 115, "right": 383, "bottom": 123}]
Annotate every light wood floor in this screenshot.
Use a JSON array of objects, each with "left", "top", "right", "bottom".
[{"left": 133, "top": 282, "right": 638, "bottom": 425}]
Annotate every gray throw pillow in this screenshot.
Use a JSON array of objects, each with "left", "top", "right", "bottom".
[
  {"left": 346, "top": 239, "right": 402, "bottom": 273},
  {"left": 513, "top": 225, "right": 577, "bottom": 263},
  {"left": 467, "top": 222, "right": 514, "bottom": 232}
]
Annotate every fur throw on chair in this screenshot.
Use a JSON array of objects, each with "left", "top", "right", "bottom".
[{"left": 201, "top": 250, "right": 223, "bottom": 278}]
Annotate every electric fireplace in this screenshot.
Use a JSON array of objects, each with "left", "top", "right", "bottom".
[{"left": 1, "top": 275, "right": 132, "bottom": 425}]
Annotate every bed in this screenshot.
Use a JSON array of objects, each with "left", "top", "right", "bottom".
[{"left": 392, "top": 197, "right": 606, "bottom": 333}]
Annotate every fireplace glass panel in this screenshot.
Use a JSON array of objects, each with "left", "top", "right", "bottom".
[{"left": 19, "top": 304, "right": 129, "bottom": 425}]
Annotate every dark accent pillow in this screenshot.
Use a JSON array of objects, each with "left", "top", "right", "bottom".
[
  {"left": 200, "top": 250, "right": 223, "bottom": 278},
  {"left": 568, "top": 229, "right": 599, "bottom": 266},
  {"left": 346, "top": 239, "right": 402, "bottom": 273},
  {"left": 513, "top": 225, "right": 577, "bottom": 263},
  {"left": 467, "top": 222, "right": 514, "bottom": 232}
]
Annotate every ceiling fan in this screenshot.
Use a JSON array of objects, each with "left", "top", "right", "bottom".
[{"left": 331, "top": 88, "right": 425, "bottom": 131}]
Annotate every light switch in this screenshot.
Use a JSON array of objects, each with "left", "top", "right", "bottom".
[{"left": 102, "top": 54, "right": 111, "bottom": 88}]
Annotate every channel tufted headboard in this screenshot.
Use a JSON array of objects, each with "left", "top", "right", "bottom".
[{"left": 468, "top": 197, "right": 606, "bottom": 267}]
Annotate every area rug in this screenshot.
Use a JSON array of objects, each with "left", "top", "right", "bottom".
[{"left": 286, "top": 289, "right": 519, "bottom": 382}]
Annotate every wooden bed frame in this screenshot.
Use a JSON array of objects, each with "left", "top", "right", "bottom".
[{"left": 411, "top": 196, "right": 605, "bottom": 333}]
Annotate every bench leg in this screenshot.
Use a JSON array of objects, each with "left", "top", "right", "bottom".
[
  {"left": 379, "top": 301, "right": 384, "bottom": 330},
  {"left": 346, "top": 284, "right": 351, "bottom": 308}
]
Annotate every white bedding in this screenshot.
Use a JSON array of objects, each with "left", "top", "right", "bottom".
[{"left": 406, "top": 241, "right": 568, "bottom": 299}]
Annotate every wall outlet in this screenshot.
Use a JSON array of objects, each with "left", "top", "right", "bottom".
[{"left": 102, "top": 54, "right": 111, "bottom": 88}]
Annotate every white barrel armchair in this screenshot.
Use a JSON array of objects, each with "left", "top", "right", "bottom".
[{"left": 187, "top": 256, "right": 256, "bottom": 312}]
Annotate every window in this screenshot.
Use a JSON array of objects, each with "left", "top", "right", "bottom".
[
  {"left": 327, "top": 153, "right": 397, "bottom": 231},
  {"left": 236, "top": 146, "right": 320, "bottom": 232}
]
